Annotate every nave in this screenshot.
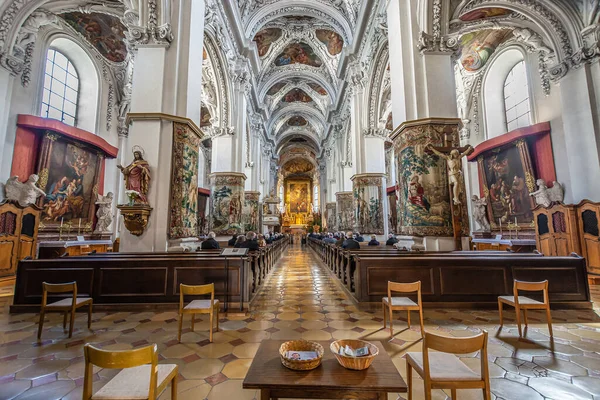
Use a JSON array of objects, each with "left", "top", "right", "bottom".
[{"left": 1, "top": 246, "right": 600, "bottom": 400}]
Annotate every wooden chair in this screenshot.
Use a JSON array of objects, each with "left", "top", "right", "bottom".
[
  {"left": 382, "top": 281, "right": 424, "bottom": 337},
  {"left": 498, "top": 280, "right": 553, "bottom": 337},
  {"left": 406, "top": 330, "right": 491, "bottom": 400},
  {"left": 83, "top": 343, "right": 178, "bottom": 400},
  {"left": 37, "top": 281, "right": 92, "bottom": 339},
  {"left": 178, "top": 283, "right": 219, "bottom": 342}
]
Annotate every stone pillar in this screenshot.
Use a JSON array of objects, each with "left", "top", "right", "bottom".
[
  {"left": 243, "top": 191, "right": 260, "bottom": 233},
  {"left": 0, "top": 68, "right": 15, "bottom": 197},
  {"left": 325, "top": 202, "right": 337, "bottom": 231},
  {"left": 351, "top": 173, "right": 386, "bottom": 235},
  {"left": 336, "top": 191, "right": 354, "bottom": 232},
  {"left": 208, "top": 172, "right": 246, "bottom": 235}
]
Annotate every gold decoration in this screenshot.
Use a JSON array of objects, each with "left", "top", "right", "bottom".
[
  {"left": 525, "top": 172, "right": 536, "bottom": 192},
  {"left": 92, "top": 184, "right": 99, "bottom": 197},
  {"left": 38, "top": 221, "right": 46, "bottom": 231},
  {"left": 45, "top": 132, "right": 58, "bottom": 141},
  {"left": 117, "top": 204, "right": 153, "bottom": 236},
  {"left": 37, "top": 168, "right": 49, "bottom": 190}
]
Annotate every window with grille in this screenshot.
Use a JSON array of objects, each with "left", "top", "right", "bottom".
[
  {"left": 503, "top": 60, "right": 531, "bottom": 132},
  {"left": 40, "top": 49, "right": 79, "bottom": 126}
]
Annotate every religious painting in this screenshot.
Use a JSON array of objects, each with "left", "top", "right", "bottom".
[
  {"left": 275, "top": 42, "right": 322, "bottom": 67},
  {"left": 286, "top": 181, "right": 310, "bottom": 213},
  {"left": 169, "top": 123, "right": 202, "bottom": 239},
  {"left": 243, "top": 192, "right": 260, "bottom": 232},
  {"left": 458, "top": 29, "right": 512, "bottom": 72},
  {"left": 308, "top": 82, "right": 327, "bottom": 96},
  {"left": 253, "top": 28, "right": 282, "bottom": 57},
  {"left": 288, "top": 116, "right": 308, "bottom": 126},
  {"left": 283, "top": 159, "right": 313, "bottom": 175},
  {"left": 61, "top": 12, "right": 128, "bottom": 63},
  {"left": 283, "top": 88, "right": 313, "bottom": 103},
  {"left": 38, "top": 135, "right": 101, "bottom": 227},
  {"left": 353, "top": 175, "right": 384, "bottom": 234},
  {"left": 336, "top": 192, "right": 354, "bottom": 231},
  {"left": 394, "top": 123, "right": 466, "bottom": 237},
  {"left": 460, "top": 7, "right": 511, "bottom": 22},
  {"left": 209, "top": 173, "right": 245, "bottom": 235},
  {"left": 316, "top": 29, "right": 344, "bottom": 56},
  {"left": 200, "top": 106, "right": 211, "bottom": 127},
  {"left": 267, "top": 82, "right": 287, "bottom": 96},
  {"left": 479, "top": 140, "right": 536, "bottom": 226}
]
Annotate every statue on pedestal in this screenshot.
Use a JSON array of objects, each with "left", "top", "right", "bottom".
[
  {"left": 471, "top": 195, "right": 490, "bottom": 232},
  {"left": 4, "top": 174, "right": 46, "bottom": 207},
  {"left": 117, "top": 147, "right": 151, "bottom": 204},
  {"left": 94, "top": 192, "right": 114, "bottom": 233}
]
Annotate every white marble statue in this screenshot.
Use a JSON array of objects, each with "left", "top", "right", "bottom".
[
  {"left": 94, "top": 192, "right": 114, "bottom": 233},
  {"left": 471, "top": 195, "right": 491, "bottom": 232},
  {"left": 530, "top": 179, "right": 565, "bottom": 208},
  {"left": 4, "top": 175, "right": 46, "bottom": 207}
]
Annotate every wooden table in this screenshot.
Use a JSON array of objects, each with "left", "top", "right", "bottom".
[{"left": 243, "top": 340, "right": 406, "bottom": 399}]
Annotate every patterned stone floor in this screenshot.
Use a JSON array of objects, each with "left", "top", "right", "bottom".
[{"left": 2, "top": 245, "right": 600, "bottom": 399}]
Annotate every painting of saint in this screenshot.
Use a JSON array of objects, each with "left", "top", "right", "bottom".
[
  {"left": 459, "top": 29, "right": 512, "bottom": 72},
  {"left": 283, "top": 88, "right": 313, "bottom": 103},
  {"left": 275, "top": 42, "right": 322, "bottom": 67},
  {"left": 316, "top": 29, "right": 344, "bottom": 56},
  {"left": 267, "top": 82, "right": 287, "bottom": 96},
  {"left": 200, "top": 107, "right": 211, "bottom": 127},
  {"left": 61, "top": 12, "right": 128, "bottom": 63},
  {"left": 308, "top": 83, "right": 327, "bottom": 96},
  {"left": 42, "top": 142, "right": 99, "bottom": 222},
  {"left": 253, "top": 28, "right": 283, "bottom": 57},
  {"left": 288, "top": 116, "right": 308, "bottom": 127},
  {"left": 460, "top": 7, "right": 511, "bottom": 22}
]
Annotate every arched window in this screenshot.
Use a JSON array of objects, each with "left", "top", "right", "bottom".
[
  {"left": 40, "top": 49, "right": 79, "bottom": 126},
  {"left": 503, "top": 60, "right": 531, "bottom": 132}
]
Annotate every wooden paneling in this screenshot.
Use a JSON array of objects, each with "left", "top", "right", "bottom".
[
  {"left": 366, "top": 267, "right": 435, "bottom": 296},
  {"left": 0, "top": 242, "right": 16, "bottom": 275},
  {"left": 439, "top": 267, "right": 508, "bottom": 295},
  {"left": 0, "top": 202, "right": 40, "bottom": 280},
  {"left": 99, "top": 268, "right": 168, "bottom": 297}
]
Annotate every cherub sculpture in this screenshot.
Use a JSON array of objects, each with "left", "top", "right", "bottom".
[
  {"left": 4, "top": 175, "right": 46, "bottom": 207},
  {"left": 530, "top": 179, "right": 564, "bottom": 208}
]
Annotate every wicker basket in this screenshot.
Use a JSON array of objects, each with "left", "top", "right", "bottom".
[
  {"left": 279, "top": 340, "right": 324, "bottom": 371},
  {"left": 330, "top": 339, "right": 379, "bottom": 370}
]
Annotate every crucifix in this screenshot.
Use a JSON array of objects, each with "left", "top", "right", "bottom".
[{"left": 425, "top": 127, "right": 474, "bottom": 250}]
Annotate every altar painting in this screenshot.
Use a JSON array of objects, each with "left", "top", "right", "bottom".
[
  {"left": 169, "top": 123, "right": 201, "bottom": 239},
  {"left": 479, "top": 142, "right": 535, "bottom": 225},
  {"left": 287, "top": 181, "right": 310, "bottom": 213},
  {"left": 39, "top": 137, "right": 101, "bottom": 226}
]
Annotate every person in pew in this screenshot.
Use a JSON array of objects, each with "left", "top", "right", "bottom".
[
  {"left": 240, "top": 231, "right": 260, "bottom": 251},
  {"left": 323, "top": 233, "right": 336, "bottom": 244},
  {"left": 343, "top": 231, "right": 361, "bottom": 249},
  {"left": 234, "top": 235, "right": 246, "bottom": 248},
  {"left": 355, "top": 232, "right": 365, "bottom": 242},
  {"left": 265, "top": 233, "right": 273, "bottom": 244},
  {"left": 201, "top": 232, "right": 220, "bottom": 250},
  {"left": 368, "top": 235, "right": 380, "bottom": 246},
  {"left": 386, "top": 234, "right": 398, "bottom": 246},
  {"left": 335, "top": 232, "right": 346, "bottom": 247},
  {"left": 258, "top": 234, "right": 267, "bottom": 248},
  {"left": 228, "top": 233, "right": 238, "bottom": 246}
]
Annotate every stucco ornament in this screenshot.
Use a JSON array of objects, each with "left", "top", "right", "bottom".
[
  {"left": 94, "top": 192, "right": 114, "bottom": 233},
  {"left": 471, "top": 195, "right": 490, "bottom": 232},
  {"left": 4, "top": 175, "right": 46, "bottom": 207},
  {"left": 530, "top": 179, "right": 565, "bottom": 208}
]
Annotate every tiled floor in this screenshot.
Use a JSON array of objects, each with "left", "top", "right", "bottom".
[{"left": 2, "top": 246, "right": 600, "bottom": 399}]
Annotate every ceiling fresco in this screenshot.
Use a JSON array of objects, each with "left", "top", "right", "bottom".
[
  {"left": 283, "top": 88, "right": 313, "bottom": 103},
  {"left": 316, "top": 29, "right": 344, "bottom": 56},
  {"left": 308, "top": 82, "right": 327, "bottom": 96},
  {"left": 253, "top": 27, "right": 283, "bottom": 57},
  {"left": 288, "top": 116, "right": 308, "bottom": 126},
  {"left": 459, "top": 29, "right": 512, "bottom": 72},
  {"left": 283, "top": 158, "right": 314, "bottom": 175},
  {"left": 61, "top": 12, "right": 128, "bottom": 63},
  {"left": 459, "top": 7, "right": 512, "bottom": 22},
  {"left": 267, "top": 82, "right": 287, "bottom": 96},
  {"left": 200, "top": 106, "right": 212, "bottom": 127},
  {"left": 275, "top": 42, "right": 323, "bottom": 67}
]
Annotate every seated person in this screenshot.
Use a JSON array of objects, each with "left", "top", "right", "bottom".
[
  {"left": 228, "top": 233, "right": 238, "bottom": 246},
  {"left": 368, "top": 235, "right": 380, "bottom": 246},
  {"left": 335, "top": 233, "right": 345, "bottom": 247},
  {"left": 323, "top": 233, "right": 336, "bottom": 244},
  {"left": 342, "top": 231, "right": 360, "bottom": 249},
  {"left": 257, "top": 234, "right": 267, "bottom": 248},
  {"left": 240, "top": 231, "right": 260, "bottom": 251},
  {"left": 386, "top": 234, "right": 398, "bottom": 246},
  {"left": 201, "top": 231, "right": 220, "bottom": 249},
  {"left": 355, "top": 232, "right": 365, "bottom": 242},
  {"left": 233, "top": 235, "right": 246, "bottom": 248}
]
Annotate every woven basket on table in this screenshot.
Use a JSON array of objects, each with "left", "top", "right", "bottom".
[
  {"left": 330, "top": 339, "right": 379, "bottom": 370},
  {"left": 279, "top": 340, "right": 324, "bottom": 371}
]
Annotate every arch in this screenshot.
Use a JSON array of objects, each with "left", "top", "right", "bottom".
[
  {"left": 259, "top": 69, "right": 336, "bottom": 104},
  {"left": 366, "top": 40, "right": 390, "bottom": 129},
  {"left": 269, "top": 105, "right": 326, "bottom": 136},
  {"left": 203, "top": 30, "right": 233, "bottom": 129},
  {"left": 482, "top": 46, "right": 533, "bottom": 139},
  {"left": 276, "top": 131, "right": 321, "bottom": 152}
]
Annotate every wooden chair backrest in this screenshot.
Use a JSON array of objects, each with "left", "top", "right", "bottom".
[
  {"left": 179, "top": 283, "right": 215, "bottom": 309},
  {"left": 513, "top": 280, "right": 549, "bottom": 303},
  {"left": 83, "top": 343, "right": 159, "bottom": 400},
  {"left": 41, "top": 281, "right": 76, "bottom": 307},
  {"left": 422, "top": 330, "right": 488, "bottom": 380},
  {"left": 387, "top": 281, "right": 421, "bottom": 305}
]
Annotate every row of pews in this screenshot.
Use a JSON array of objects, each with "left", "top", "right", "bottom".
[
  {"left": 10, "top": 238, "right": 288, "bottom": 313},
  {"left": 308, "top": 238, "right": 591, "bottom": 308}
]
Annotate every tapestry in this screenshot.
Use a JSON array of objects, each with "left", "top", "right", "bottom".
[
  {"left": 243, "top": 192, "right": 260, "bottom": 232},
  {"left": 61, "top": 12, "right": 128, "bottom": 63},
  {"left": 315, "top": 29, "right": 344, "bottom": 55},
  {"left": 353, "top": 175, "right": 385, "bottom": 234},
  {"left": 286, "top": 180, "right": 310, "bottom": 213},
  {"left": 336, "top": 192, "right": 354, "bottom": 231},
  {"left": 253, "top": 28, "right": 282, "bottom": 57},
  {"left": 169, "top": 123, "right": 201, "bottom": 239},
  {"left": 275, "top": 42, "right": 322, "bottom": 67},
  {"left": 326, "top": 203, "right": 336, "bottom": 231},
  {"left": 210, "top": 174, "right": 245, "bottom": 235},
  {"left": 37, "top": 133, "right": 101, "bottom": 229},
  {"left": 394, "top": 123, "right": 467, "bottom": 237},
  {"left": 458, "top": 29, "right": 512, "bottom": 72},
  {"left": 478, "top": 139, "right": 536, "bottom": 227}
]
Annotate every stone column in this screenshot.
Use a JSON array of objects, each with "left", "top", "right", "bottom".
[
  {"left": 351, "top": 173, "right": 386, "bottom": 235},
  {"left": 336, "top": 191, "right": 354, "bottom": 232},
  {"left": 209, "top": 172, "right": 246, "bottom": 235}
]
